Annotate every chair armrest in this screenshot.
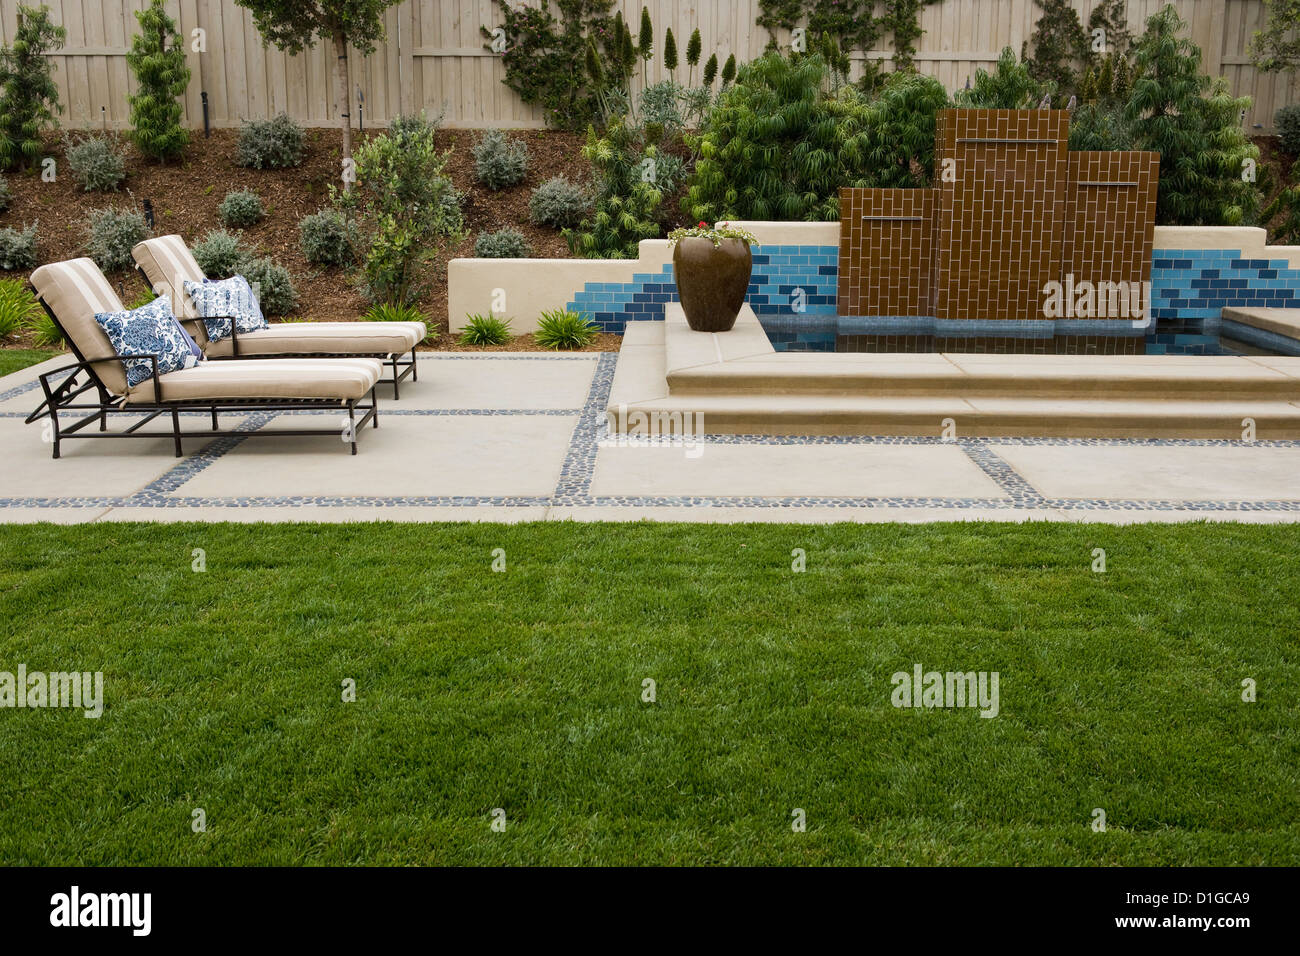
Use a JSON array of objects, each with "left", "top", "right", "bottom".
[{"left": 29, "top": 353, "right": 162, "bottom": 420}]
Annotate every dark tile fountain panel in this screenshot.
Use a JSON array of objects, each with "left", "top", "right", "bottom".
[{"left": 838, "top": 109, "right": 1159, "bottom": 327}]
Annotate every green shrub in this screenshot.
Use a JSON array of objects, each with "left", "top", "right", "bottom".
[
  {"left": 335, "top": 115, "right": 465, "bottom": 306},
  {"left": 639, "top": 80, "right": 685, "bottom": 134},
  {"left": 956, "top": 47, "right": 1043, "bottom": 109},
  {"left": 529, "top": 175, "right": 590, "bottom": 228},
  {"left": 1276, "top": 105, "right": 1300, "bottom": 155},
  {"left": 126, "top": 0, "right": 190, "bottom": 162},
  {"left": 236, "top": 113, "right": 305, "bottom": 169},
  {"left": 566, "top": 117, "right": 678, "bottom": 259},
  {"left": 85, "top": 207, "right": 147, "bottom": 272},
  {"left": 0, "top": 276, "right": 40, "bottom": 339},
  {"left": 472, "top": 129, "right": 529, "bottom": 190},
  {"left": 1068, "top": 102, "right": 1134, "bottom": 150},
  {"left": 240, "top": 255, "right": 297, "bottom": 316},
  {"left": 363, "top": 301, "right": 434, "bottom": 341},
  {"left": 299, "top": 208, "right": 354, "bottom": 267},
  {"left": 219, "top": 188, "right": 265, "bottom": 228},
  {"left": 534, "top": 308, "right": 598, "bottom": 350},
  {"left": 26, "top": 309, "right": 64, "bottom": 347},
  {"left": 459, "top": 313, "right": 512, "bottom": 346},
  {"left": 474, "top": 228, "right": 532, "bottom": 258},
  {"left": 190, "top": 228, "right": 251, "bottom": 278},
  {"left": 0, "top": 222, "right": 38, "bottom": 271},
  {"left": 0, "top": 176, "right": 10, "bottom": 213},
  {"left": 1126, "top": 5, "right": 1259, "bottom": 226},
  {"left": 856, "top": 72, "right": 950, "bottom": 189},
  {"left": 684, "top": 52, "right": 943, "bottom": 223},
  {"left": 0, "top": 5, "right": 66, "bottom": 171},
  {"left": 66, "top": 135, "right": 127, "bottom": 191}
]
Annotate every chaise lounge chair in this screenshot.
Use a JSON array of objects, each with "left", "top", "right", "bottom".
[
  {"left": 132, "top": 235, "right": 426, "bottom": 398},
  {"left": 26, "top": 258, "right": 381, "bottom": 457}
]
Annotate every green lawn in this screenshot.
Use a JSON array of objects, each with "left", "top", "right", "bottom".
[
  {"left": 0, "top": 348, "right": 59, "bottom": 378},
  {"left": 0, "top": 521, "right": 1296, "bottom": 866}
]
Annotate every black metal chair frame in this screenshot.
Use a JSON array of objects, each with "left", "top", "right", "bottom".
[
  {"left": 135, "top": 266, "right": 419, "bottom": 398},
  {"left": 24, "top": 295, "right": 379, "bottom": 459}
]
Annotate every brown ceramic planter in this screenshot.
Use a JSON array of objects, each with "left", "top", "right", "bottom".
[{"left": 672, "top": 237, "right": 753, "bottom": 333}]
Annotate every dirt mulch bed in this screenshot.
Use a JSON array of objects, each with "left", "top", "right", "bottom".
[
  {"left": 430, "top": 331, "right": 621, "bottom": 353},
  {"left": 0, "top": 126, "right": 628, "bottom": 351}
]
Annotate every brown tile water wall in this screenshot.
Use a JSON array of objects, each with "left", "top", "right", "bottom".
[
  {"left": 932, "top": 109, "right": 1069, "bottom": 322},
  {"left": 837, "top": 109, "right": 1159, "bottom": 332},
  {"left": 837, "top": 189, "right": 934, "bottom": 317},
  {"left": 1062, "top": 151, "right": 1161, "bottom": 301}
]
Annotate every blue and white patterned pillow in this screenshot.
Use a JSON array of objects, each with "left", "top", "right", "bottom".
[
  {"left": 94, "top": 295, "right": 200, "bottom": 388},
  {"left": 184, "top": 275, "right": 269, "bottom": 343}
]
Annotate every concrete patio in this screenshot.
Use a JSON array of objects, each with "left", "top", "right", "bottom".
[{"left": 2, "top": 350, "right": 1299, "bottom": 523}]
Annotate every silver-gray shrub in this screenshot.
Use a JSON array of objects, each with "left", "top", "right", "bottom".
[
  {"left": 66, "top": 135, "right": 127, "bottom": 191},
  {"left": 472, "top": 129, "right": 529, "bottom": 190},
  {"left": 529, "top": 175, "right": 590, "bottom": 229},
  {"left": 85, "top": 207, "right": 146, "bottom": 271}
]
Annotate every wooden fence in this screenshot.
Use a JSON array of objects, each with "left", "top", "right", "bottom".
[{"left": 0, "top": 0, "right": 1292, "bottom": 131}]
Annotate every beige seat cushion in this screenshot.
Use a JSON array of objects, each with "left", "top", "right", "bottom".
[
  {"left": 204, "top": 321, "right": 426, "bottom": 358},
  {"left": 30, "top": 258, "right": 130, "bottom": 396},
  {"left": 125, "top": 358, "right": 383, "bottom": 404},
  {"left": 131, "top": 234, "right": 209, "bottom": 333}
]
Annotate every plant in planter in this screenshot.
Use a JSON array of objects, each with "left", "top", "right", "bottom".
[{"left": 667, "top": 222, "right": 758, "bottom": 333}]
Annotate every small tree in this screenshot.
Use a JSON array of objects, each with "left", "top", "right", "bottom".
[
  {"left": 126, "top": 0, "right": 191, "bottom": 162},
  {"left": 1128, "top": 4, "right": 1258, "bottom": 226},
  {"left": 0, "top": 4, "right": 66, "bottom": 172},
  {"left": 235, "top": 0, "right": 402, "bottom": 186},
  {"left": 1251, "top": 0, "right": 1300, "bottom": 77}
]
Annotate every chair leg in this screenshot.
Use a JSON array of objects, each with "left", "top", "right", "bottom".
[
  {"left": 371, "top": 387, "right": 379, "bottom": 428},
  {"left": 211, "top": 406, "right": 219, "bottom": 430},
  {"left": 348, "top": 402, "right": 357, "bottom": 455},
  {"left": 390, "top": 356, "right": 400, "bottom": 401},
  {"left": 171, "top": 407, "right": 183, "bottom": 457},
  {"left": 410, "top": 349, "right": 418, "bottom": 382}
]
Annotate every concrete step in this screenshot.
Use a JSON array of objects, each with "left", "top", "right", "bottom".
[
  {"left": 609, "top": 305, "right": 1300, "bottom": 438},
  {"left": 608, "top": 393, "right": 1300, "bottom": 439}
]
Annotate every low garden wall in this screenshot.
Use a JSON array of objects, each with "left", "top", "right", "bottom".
[{"left": 447, "top": 223, "right": 1300, "bottom": 353}]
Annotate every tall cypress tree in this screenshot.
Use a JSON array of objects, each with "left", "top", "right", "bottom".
[
  {"left": 0, "top": 4, "right": 66, "bottom": 172},
  {"left": 126, "top": 0, "right": 191, "bottom": 162}
]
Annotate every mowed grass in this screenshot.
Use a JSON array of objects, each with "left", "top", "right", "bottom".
[
  {"left": 0, "top": 349, "right": 59, "bottom": 379},
  {"left": 0, "top": 521, "right": 1297, "bottom": 866}
]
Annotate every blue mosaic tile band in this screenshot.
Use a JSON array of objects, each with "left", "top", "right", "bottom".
[{"left": 564, "top": 244, "right": 1300, "bottom": 355}]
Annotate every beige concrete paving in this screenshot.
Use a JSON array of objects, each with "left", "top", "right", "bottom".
[
  {"left": 179, "top": 412, "right": 578, "bottom": 498},
  {"left": 0, "top": 416, "right": 187, "bottom": 498},
  {"left": 589, "top": 442, "right": 1006, "bottom": 499},
  {"left": 994, "top": 442, "right": 1300, "bottom": 501},
  {"left": 4, "top": 349, "right": 1300, "bottom": 524},
  {"left": 395, "top": 355, "right": 597, "bottom": 409}
]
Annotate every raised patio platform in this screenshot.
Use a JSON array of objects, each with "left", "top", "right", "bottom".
[{"left": 608, "top": 305, "right": 1300, "bottom": 438}]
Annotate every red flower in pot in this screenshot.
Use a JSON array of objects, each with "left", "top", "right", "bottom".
[{"left": 668, "top": 222, "right": 759, "bottom": 333}]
